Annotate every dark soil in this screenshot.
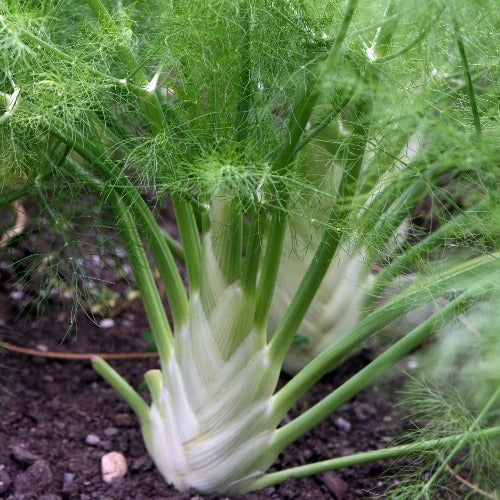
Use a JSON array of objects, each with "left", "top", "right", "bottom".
[
  {"left": 0, "top": 211, "right": 411, "bottom": 500},
  {"left": 0, "top": 294, "right": 411, "bottom": 499}
]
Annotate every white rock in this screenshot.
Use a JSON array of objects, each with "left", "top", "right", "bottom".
[
  {"left": 99, "top": 318, "right": 115, "bottom": 329},
  {"left": 101, "top": 451, "right": 127, "bottom": 483},
  {"left": 85, "top": 434, "right": 100, "bottom": 446}
]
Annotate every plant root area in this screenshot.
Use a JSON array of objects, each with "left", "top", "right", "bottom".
[{"left": 0, "top": 259, "right": 410, "bottom": 499}]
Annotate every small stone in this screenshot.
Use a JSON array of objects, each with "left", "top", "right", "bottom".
[
  {"left": 321, "top": 472, "right": 349, "bottom": 498},
  {"left": 0, "top": 466, "right": 11, "bottom": 494},
  {"left": 85, "top": 434, "right": 100, "bottom": 446},
  {"left": 99, "top": 318, "right": 115, "bottom": 329},
  {"left": 103, "top": 426, "right": 119, "bottom": 437},
  {"left": 63, "top": 472, "right": 75, "bottom": 483},
  {"left": 406, "top": 358, "right": 418, "bottom": 370},
  {"left": 334, "top": 417, "right": 352, "bottom": 432},
  {"left": 10, "top": 444, "right": 40, "bottom": 465},
  {"left": 36, "top": 343, "right": 49, "bottom": 352},
  {"left": 9, "top": 290, "right": 24, "bottom": 301},
  {"left": 101, "top": 452, "right": 128, "bottom": 483},
  {"left": 131, "top": 455, "right": 153, "bottom": 472},
  {"left": 14, "top": 459, "right": 52, "bottom": 494}
]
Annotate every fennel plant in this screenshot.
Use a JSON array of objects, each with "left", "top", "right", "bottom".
[{"left": 1, "top": 0, "right": 499, "bottom": 494}]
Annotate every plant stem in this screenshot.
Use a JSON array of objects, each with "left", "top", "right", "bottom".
[
  {"left": 254, "top": 209, "right": 287, "bottom": 331},
  {"left": 271, "top": 284, "right": 485, "bottom": 452},
  {"left": 377, "top": 5, "right": 445, "bottom": 63},
  {"left": 241, "top": 211, "right": 265, "bottom": 296},
  {"left": 451, "top": 5, "right": 482, "bottom": 136},
  {"left": 53, "top": 129, "right": 190, "bottom": 330},
  {"left": 235, "top": 0, "right": 252, "bottom": 147},
  {"left": 85, "top": 0, "right": 166, "bottom": 131},
  {"left": 243, "top": 426, "right": 500, "bottom": 492},
  {"left": 272, "top": 250, "right": 499, "bottom": 427},
  {"left": 210, "top": 196, "right": 243, "bottom": 284},
  {"left": 110, "top": 192, "right": 174, "bottom": 366},
  {"left": 268, "top": 1, "right": 398, "bottom": 363},
  {"left": 255, "top": 0, "right": 361, "bottom": 331},
  {"left": 92, "top": 357, "right": 149, "bottom": 422},
  {"left": 271, "top": 0, "right": 360, "bottom": 177},
  {"left": 172, "top": 197, "right": 201, "bottom": 293}
]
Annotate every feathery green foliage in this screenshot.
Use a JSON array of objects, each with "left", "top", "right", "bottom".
[{"left": 1, "top": 0, "right": 499, "bottom": 494}]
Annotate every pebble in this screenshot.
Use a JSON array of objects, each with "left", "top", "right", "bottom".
[
  {"left": 9, "top": 444, "right": 40, "bottom": 465},
  {"left": 9, "top": 290, "right": 24, "bottom": 301},
  {"left": 103, "top": 426, "right": 119, "bottom": 437},
  {"left": 14, "top": 459, "right": 52, "bottom": 494},
  {"left": 85, "top": 434, "right": 100, "bottom": 446},
  {"left": 99, "top": 318, "right": 115, "bottom": 329},
  {"left": 334, "top": 417, "right": 352, "bottom": 432},
  {"left": 321, "top": 472, "right": 349, "bottom": 498},
  {"left": 63, "top": 472, "right": 75, "bottom": 483},
  {"left": 406, "top": 358, "right": 418, "bottom": 370},
  {"left": 101, "top": 452, "right": 128, "bottom": 483},
  {"left": 0, "top": 465, "right": 11, "bottom": 494}
]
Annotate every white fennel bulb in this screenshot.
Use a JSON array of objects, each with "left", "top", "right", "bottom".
[{"left": 137, "top": 226, "right": 281, "bottom": 493}]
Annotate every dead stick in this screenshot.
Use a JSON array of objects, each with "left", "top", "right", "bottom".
[
  {"left": 445, "top": 464, "right": 498, "bottom": 500},
  {"left": 0, "top": 341, "right": 159, "bottom": 361}
]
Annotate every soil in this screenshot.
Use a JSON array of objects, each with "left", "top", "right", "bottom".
[{"left": 0, "top": 210, "right": 413, "bottom": 500}]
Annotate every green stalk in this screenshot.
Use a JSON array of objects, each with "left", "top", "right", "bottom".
[
  {"left": 85, "top": 0, "right": 165, "bottom": 132},
  {"left": 110, "top": 192, "right": 173, "bottom": 366},
  {"left": 293, "top": 90, "right": 357, "bottom": 155},
  {"left": 235, "top": 0, "right": 252, "bottom": 146},
  {"left": 273, "top": 252, "right": 499, "bottom": 418},
  {"left": 160, "top": 228, "right": 185, "bottom": 262},
  {"left": 267, "top": 208, "right": 345, "bottom": 360},
  {"left": 271, "top": 0, "right": 360, "bottom": 177},
  {"left": 255, "top": 0, "right": 361, "bottom": 331},
  {"left": 451, "top": 5, "right": 482, "bottom": 136},
  {"left": 91, "top": 357, "right": 149, "bottom": 422},
  {"left": 271, "top": 284, "right": 485, "bottom": 452},
  {"left": 377, "top": 5, "right": 445, "bottom": 63},
  {"left": 172, "top": 197, "right": 201, "bottom": 293},
  {"left": 415, "top": 386, "right": 500, "bottom": 499},
  {"left": 241, "top": 211, "right": 265, "bottom": 296},
  {"left": 268, "top": 2, "right": 398, "bottom": 362},
  {"left": 244, "top": 426, "right": 500, "bottom": 492},
  {"left": 210, "top": 196, "right": 243, "bottom": 284},
  {"left": 50, "top": 121, "right": 189, "bottom": 329},
  {"left": 84, "top": 0, "right": 202, "bottom": 310},
  {"left": 253, "top": 210, "right": 287, "bottom": 331}
]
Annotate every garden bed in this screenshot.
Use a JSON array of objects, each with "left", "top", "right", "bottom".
[{"left": 0, "top": 276, "right": 409, "bottom": 499}]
